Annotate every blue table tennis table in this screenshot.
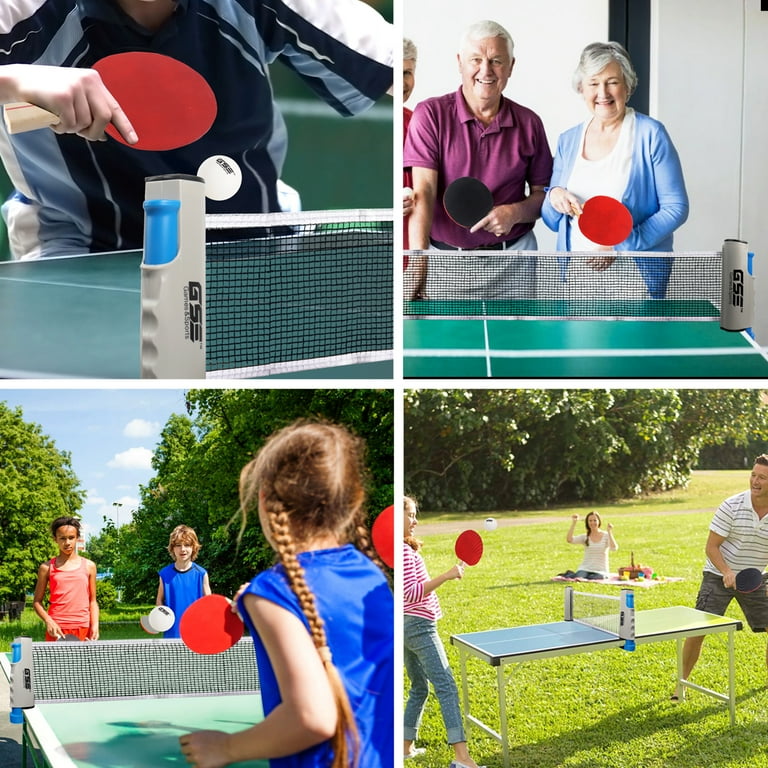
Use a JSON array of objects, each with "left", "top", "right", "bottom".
[
  {"left": 450, "top": 606, "right": 742, "bottom": 768},
  {"left": 404, "top": 299, "right": 768, "bottom": 378}
]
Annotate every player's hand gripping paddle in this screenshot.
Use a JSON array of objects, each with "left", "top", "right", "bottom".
[
  {"left": 577, "top": 195, "right": 633, "bottom": 246},
  {"left": 180, "top": 594, "right": 244, "bottom": 654},
  {"left": 735, "top": 567, "right": 763, "bottom": 593},
  {"left": 454, "top": 529, "right": 483, "bottom": 566},
  {"left": 3, "top": 52, "right": 217, "bottom": 151},
  {"left": 371, "top": 504, "right": 395, "bottom": 569},
  {"left": 443, "top": 177, "right": 494, "bottom": 228}
]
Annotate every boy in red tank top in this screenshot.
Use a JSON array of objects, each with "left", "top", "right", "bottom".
[{"left": 33, "top": 516, "right": 99, "bottom": 641}]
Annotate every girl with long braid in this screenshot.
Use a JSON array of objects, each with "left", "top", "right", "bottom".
[{"left": 179, "top": 420, "right": 394, "bottom": 768}]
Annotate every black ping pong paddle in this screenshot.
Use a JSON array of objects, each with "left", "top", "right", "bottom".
[
  {"left": 443, "top": 177, "right": 494, "bottom": 228},
  {"left": 735, "top": 567, "right": 763, "bottom": 593}
]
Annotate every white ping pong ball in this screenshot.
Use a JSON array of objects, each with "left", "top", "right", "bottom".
[
  {"left": 403, "top": 186, "right": 413, "bottom": 198},
  {"left": 197, "top": 155, "right": 243, "bottom": 201},
  {"left": 484, "top": 517, "right": 498, "bottom": 531},
  {"left": 148, "top": 605, "right": 175, "bottom": 633}
]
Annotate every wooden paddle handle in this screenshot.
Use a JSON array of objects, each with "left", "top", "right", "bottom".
[{"left": 3, "top": 102, "right": 60, "bottom": 134}]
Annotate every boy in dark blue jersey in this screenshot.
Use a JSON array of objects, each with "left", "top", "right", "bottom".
[
  {"left": 0, "top": 0, "right": 393, "bottom": 257},
  {"left": 156, "top": 524, "right": 211, "bottom": 638}
]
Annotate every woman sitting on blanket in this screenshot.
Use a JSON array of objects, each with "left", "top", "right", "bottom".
[{"left": 559, "top": 511, "right": 618, "bottom": 580}]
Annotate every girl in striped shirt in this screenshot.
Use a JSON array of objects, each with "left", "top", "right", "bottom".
[{"left": 403, "top": 496, "right": 483, "bottom": 768}]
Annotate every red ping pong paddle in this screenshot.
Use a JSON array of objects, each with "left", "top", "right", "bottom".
[
  {"left": 3, "top": 52, "right": 217, "bottom": 151},
  {"left": 371, "top": 504, "right": 395, "bottom": 568},
  {"left": 443, "top": 177, "right": 494, "bottom": 228},
  {"left": 577, "top": 195, "right": 633, "bottom": 246},
  {"left": 735, "top": 567, "right": 763, "bottom": 593},
  {"left": 454, "top": 529, "right": 483, "bottom": 566},
  {"left": 180, "top": 594, "right": 244, "bottom": 654}
]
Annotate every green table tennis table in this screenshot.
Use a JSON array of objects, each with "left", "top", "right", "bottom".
[
  {"left": 404, "top": 299, "right": 768, "bottom": 378},
  {"left": 1, "top": 639, "right": 266, "bottom": 768},
  {"left": 0, "top": 227, "right": 392, "bottom": 379},
  {"left": 17, "top": 693, "right": 266, "bottom": 768}
]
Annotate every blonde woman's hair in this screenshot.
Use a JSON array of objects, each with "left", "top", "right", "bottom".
[
  {"left": 239, "top": 419, "right": 385, "bottom": 767},
  {"left": 167, "top": 525, "right": 201, "bottom": 559}
]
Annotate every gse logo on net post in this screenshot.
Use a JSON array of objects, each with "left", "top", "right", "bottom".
[
  {"left": 730, "top": 269, "right": 744, "bottom": 309},
  {"left": 185, "top": 281, "right": 204, "bottom": 345}
]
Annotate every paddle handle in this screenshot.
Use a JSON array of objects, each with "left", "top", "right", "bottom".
[{"left": 3, "top": 102, "right": 59, "bottom": 134}]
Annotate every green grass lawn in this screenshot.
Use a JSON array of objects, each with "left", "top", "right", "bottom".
[
  {"left": 0, "top": 603, "right": 155, "bottom": 651},
  {"left": 408, "top": 470, "right": 768, "bottom": 768}
]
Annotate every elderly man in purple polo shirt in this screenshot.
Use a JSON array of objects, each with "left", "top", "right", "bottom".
[{"left": 404, "top": 20, "right": 552, "bottom": 299}]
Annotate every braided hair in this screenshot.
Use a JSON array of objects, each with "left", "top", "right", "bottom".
[{"left": 239, "top": 420, "right": 382, "bottom": 768}]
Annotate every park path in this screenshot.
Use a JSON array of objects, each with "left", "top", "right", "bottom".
[{"left": 415, "top": 507, "right": 713, "bottom": 535}]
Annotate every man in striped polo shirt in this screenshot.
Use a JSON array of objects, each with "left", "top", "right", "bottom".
[{"left": 674, "top": 455, "right": 768, "bottom": 699}]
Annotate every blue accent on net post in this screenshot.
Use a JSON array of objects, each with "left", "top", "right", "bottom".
[{"left": 142, "top": 199, "right": 181, "bottom": 266}]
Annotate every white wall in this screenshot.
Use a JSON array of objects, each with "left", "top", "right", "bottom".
[
  {"left": 403, "top": 0, "right": 609, "bottom": 251},
  {"left": 652, "top": 0, "right": 768, "bottom": 340}
]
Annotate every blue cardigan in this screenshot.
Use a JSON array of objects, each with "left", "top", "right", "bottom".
[{"left": 541, "top": 111, "right": 689, "bottom": 297}]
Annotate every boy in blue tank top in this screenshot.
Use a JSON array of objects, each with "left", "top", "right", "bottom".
[{"left": 157, "top": 525, "right": 211, "bottom": 638}]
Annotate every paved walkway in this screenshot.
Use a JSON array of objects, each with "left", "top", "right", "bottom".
[{"left": 415, "top": 507, "right": 711, "bottom": 535}]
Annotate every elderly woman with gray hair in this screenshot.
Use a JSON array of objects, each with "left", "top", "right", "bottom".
[{"left": 542, "top": 42, "right": 688, "bottom": 298}]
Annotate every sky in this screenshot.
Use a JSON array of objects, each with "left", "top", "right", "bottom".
[{"left": 0, "top": 386, "right": 191, "bottom": 543}]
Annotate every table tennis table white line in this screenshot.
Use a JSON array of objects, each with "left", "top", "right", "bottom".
[
  {"left": 405, "top": 314, "right": 722, "bottom": 322},
  {"left": 481, "top": 312, "right": 492, "bottom": 377},
  {"left": 451, "top": 612, "right": 740, "bottom": 768},
  {"left": 0, "top": 276, "right": 139, "bottom": 294},
  {"left": 404, "top": 342, "right": 767, "bottom": 360}
]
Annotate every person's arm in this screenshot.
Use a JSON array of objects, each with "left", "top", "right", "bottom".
[
  {"left": 605, "top": 523, "right": 618, "bottom": 552},
  {"left": 180, "top": 595, "right": 337, "bottom": 767},
  {"left": 422, "top": 563, "right": 464, "bottom": 595},
  {"left": 86, "top": 560, "right": 100, "bottom": 640},
  {"left": 470, "top": 185, "right": 546, "bottom": 237},
  {"left": 566, "top": 514, "right": 579, "bottom": 543},
  {"left": 202, "top": 572, "right": 212, "bottom": 596},
  {"left": 408, "top": 166, "right": 437, "bottom": 250},
  {"left": 404, "top": 166, "right": 436, "bottom": 300},
  {"left": 156, "top": 578, "right": 165, "bottom": 607},
  {"left": 32, "top": 563, "right": 62, "bottom": 639},
  {"left": 705, "top": 530, "right": 735, "bottom": 588},
  {"left": 0, "top": 63, "right": 137, "bottom": 143},
  {"left": 622, "top": 120, "right": 688, "bottom": 251},
  {"left": 265, "top": 0, "right": 392, "bottom": 115}
]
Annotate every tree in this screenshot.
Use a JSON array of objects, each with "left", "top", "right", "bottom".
[
  {"left": 0, "top": 402, "right": 85, "bottom": 602},
  {"left": 113, "top": 389, "right": 393, "bottom": 602},
  {"left": 404, "top": 389, "right": 768, "bottom": 512}
]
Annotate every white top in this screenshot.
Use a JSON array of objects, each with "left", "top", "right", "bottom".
[
  {"left": 705, "top": 490, "right": 768, "bottom": 574},
  {"left": 572, "top": 532, "right": 615, "bottom": 577},
  {"left": 567, "top": 109, "right": 636, "bottom": 251}
]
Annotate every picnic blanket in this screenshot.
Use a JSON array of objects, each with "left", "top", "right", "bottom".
[{"left": 551, "top": 575, "right": 684, "bottom": 588}]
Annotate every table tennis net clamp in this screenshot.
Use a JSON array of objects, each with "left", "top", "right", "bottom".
[
  {"left": 564, "top": 586, "right": 636, "bottom": 652},
  {"left": 8, "top": 635, "right": 260, "bottom": 723},
  {"left": 404, "top": 238, "right": 753, "bottom": 332}
]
